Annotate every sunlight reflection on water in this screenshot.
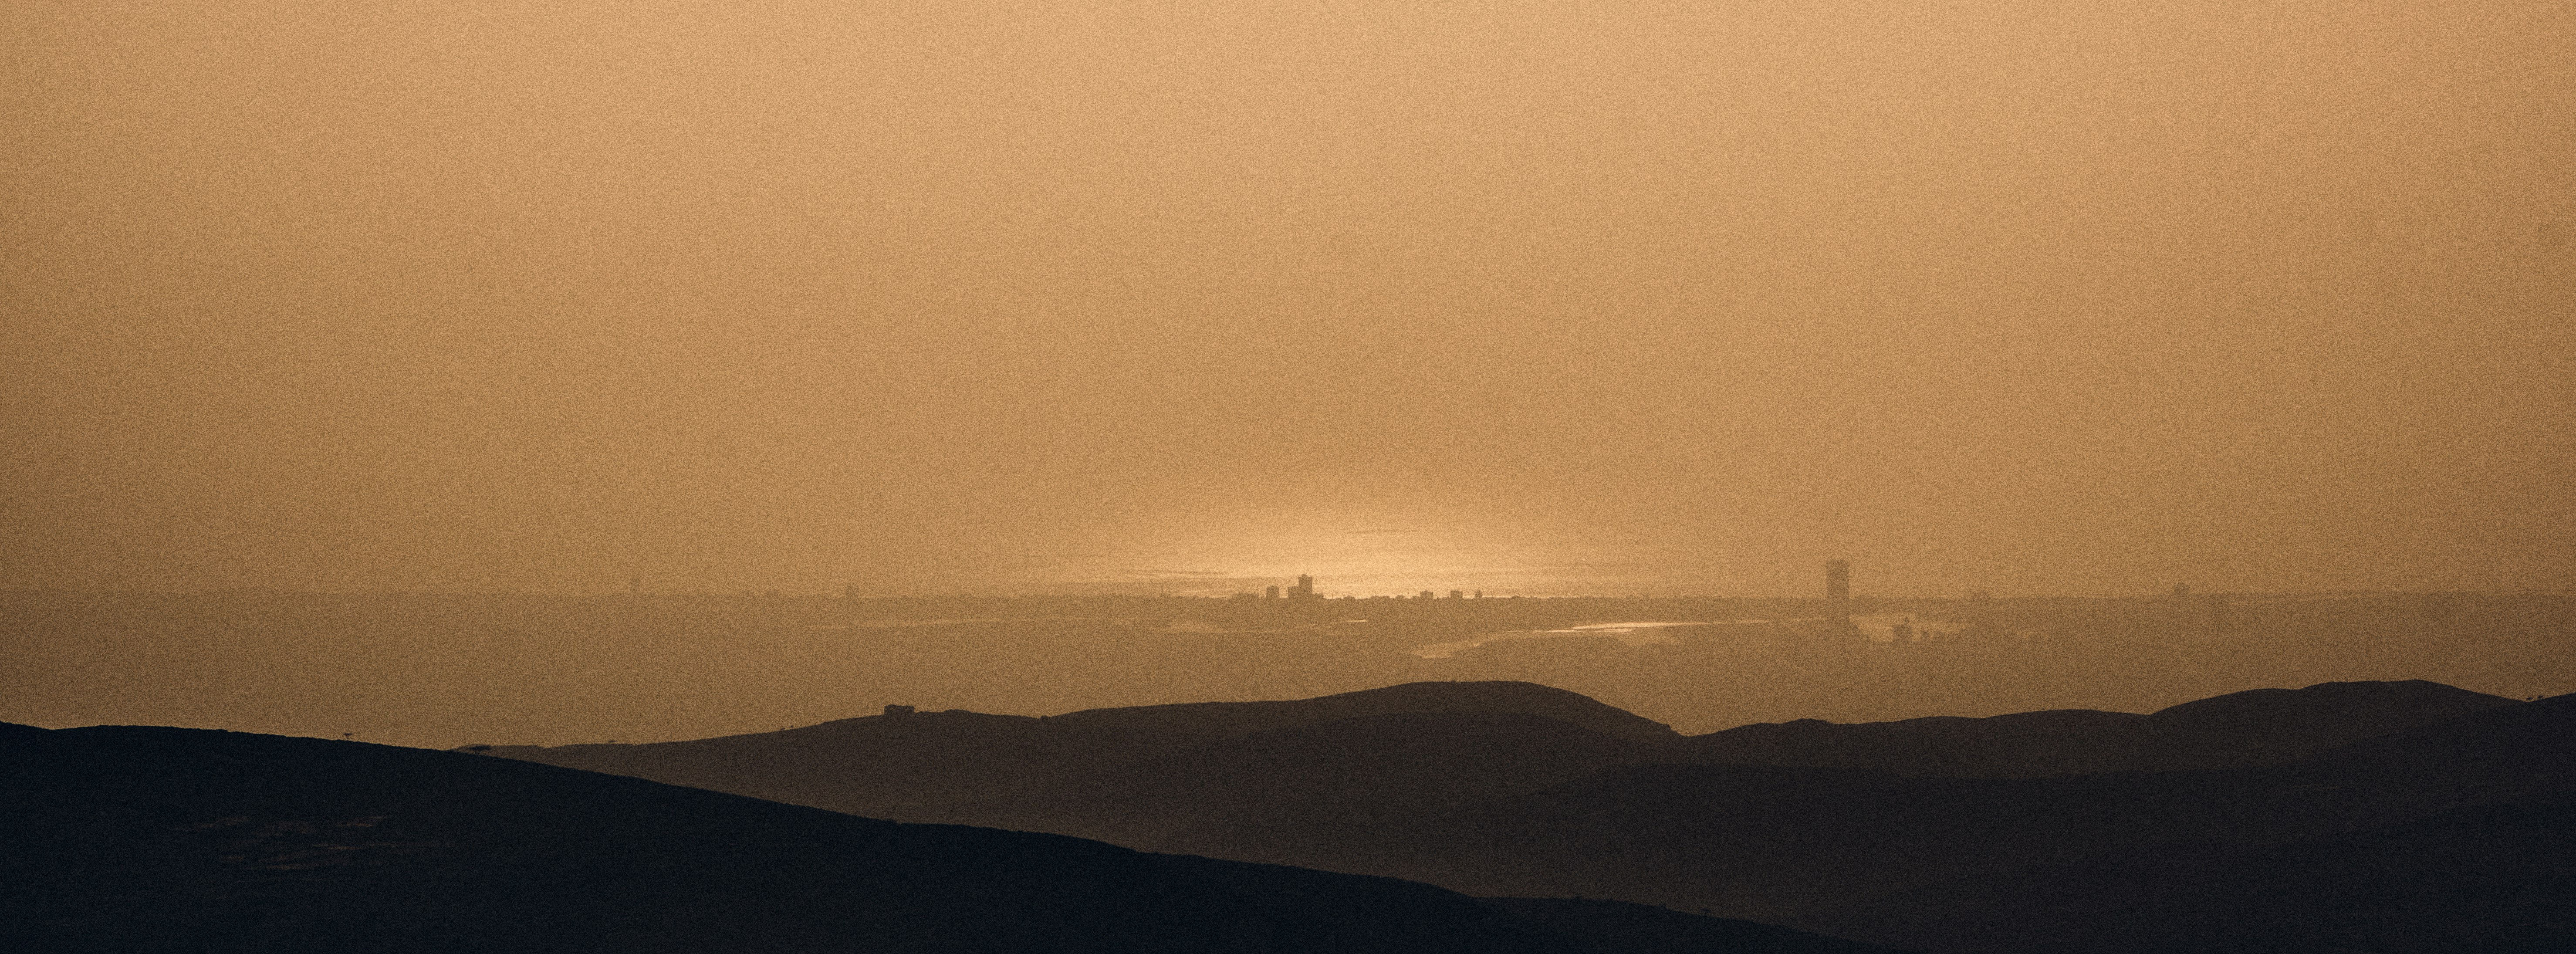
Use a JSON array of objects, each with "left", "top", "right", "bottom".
[{"left": 1411, "top": 620, "right": 1773, "bottom": 659}]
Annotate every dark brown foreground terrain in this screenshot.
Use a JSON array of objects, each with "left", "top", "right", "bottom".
[{"left": 0, "top": 720, "right": 1892, "bottom": 953}]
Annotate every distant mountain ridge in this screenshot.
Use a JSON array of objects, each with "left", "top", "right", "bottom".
[
  {"left": 1681, "top": 680, "right": 2519, "bottom": 777},
  {"left": 485, "top": 681, "right": 1677, "bottom": 820},
  {"left": 1042, "top": 680, "right": 1683, "bottom": 745},
  {"left": 489, "top": 679, "right": 2519, "bottom": 822}
]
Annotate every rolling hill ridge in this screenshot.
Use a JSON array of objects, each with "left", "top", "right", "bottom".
[{"left": 487, "top": 680, "right": 2572, "bottom": 952}]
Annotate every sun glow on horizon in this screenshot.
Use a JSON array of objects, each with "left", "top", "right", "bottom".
[{"left": 1045, "top": 506, "right": 1715, "bottom": 597}]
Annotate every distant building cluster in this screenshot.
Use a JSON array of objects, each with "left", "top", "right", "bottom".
[
  {"left": 1268, "top": 575, "right": 1321, "bottom": 600},
  {"left": 1253, "top": 576, "right": 1486, "bottom": 600}
]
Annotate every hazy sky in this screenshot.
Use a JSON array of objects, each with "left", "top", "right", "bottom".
[{"left": 6, "top": 0, "right": 2570, "bottom": 598}]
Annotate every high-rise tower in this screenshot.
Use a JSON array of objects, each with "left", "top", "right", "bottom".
[{"left": 1825, "top": 560, "right": 1850, "bottom": 602}]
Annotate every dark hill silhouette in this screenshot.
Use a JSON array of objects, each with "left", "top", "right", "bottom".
[
  {"left": 485, "top": 680, "right": 1678, "bottom": 821},
  {"left": 2137, "top": 679, "right": 2523, "bottom": 769},
  {"left": 1355, "top": 693, "right": 2576, "bottom": 941},
  {"left": 1676, "top": 710, "right": 2149, "bottom": 778},
  {"left": 500, "top": 709, "right": 1074, "bottom": 818},
  {"left": 1796, "top": 796, "right": 2576, "bottom": 954},
  {"left": 936, "top": 712, "right": 1666, "bottom": 864},
  {"left": 477, "top": 680, "right": 2568, "bottom": 950},
  {"left": 1041, "top": 681, "right": 1682, "bottom": 745},
  {"left": 0, "top": 723, "right": 1888, "bottom": 953},
  {"left": 1487, "top": 899, "right": 1901, "bottom": 954},
  {"left": 1679, "top": 680, "right": 2516, "bottom": 778},
  {"left": 2272, "top": 687, "right": 2576, "bottom": 805},
  {"left": 491, "top": 679, "right": 2517, "bottom": 831}
]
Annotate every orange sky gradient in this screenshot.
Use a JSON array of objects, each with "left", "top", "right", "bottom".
[{"left": 5, "top": 0, "right": 2571, "bottom": 597}]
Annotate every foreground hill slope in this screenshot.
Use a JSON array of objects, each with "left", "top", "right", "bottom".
[
  {"left": 0, "top": 722, "right": 1887, "bottom": 954},
  {"left": 1488, "top": 899, "right": 1904, "bottom": 954},
  {"left": 1796, "top": 795, "right": 2576, "bottom": 954}
]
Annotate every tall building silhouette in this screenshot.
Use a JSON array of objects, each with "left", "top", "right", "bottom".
[
  {"left": 1826, "top": 560, "right": 1850, "bottom": 602},
  {"left": 1293, "top": 575, "right": 1316, "bottom": 599}
]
